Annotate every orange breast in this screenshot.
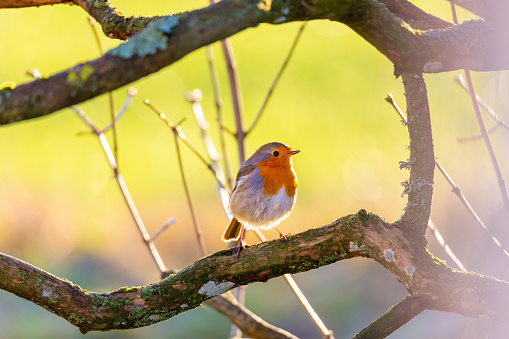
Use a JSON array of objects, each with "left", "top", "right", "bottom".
[{"left": 256, "top": 161, "right": 297, "bottom": 197}]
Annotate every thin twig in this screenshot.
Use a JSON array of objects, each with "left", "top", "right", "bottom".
[
  {"left": 455, "top": 75, "right": 509, "bottom": 131},
  {"left": 173, "top": 127, "right": 208, "bottom": 256},
  {"left": 186, "top": 90, "right": 231, "bottom": 214},
  {"left": 456, "top": 123, "right": 501, "bottom": 143},
  {"left": 254, "top": 229, "right": 334, "bottom": 339},
  {"left": 144, "top": 99, "right": 230, "bottom": 193},
  {"left": 246, "top": 22, "right": 307, "bottom": 135},
  {"left": 463, "top": 68, "right": 509, "bottom": 219},
  {"left": 221, "top": 37, "right": 246, "bottom": 163},
  {"left": 427, "top": 220, "right": 466, "bottom": 272},
  {"left": 87, "top": 16, "right": 119, "bottom": 162},
  {"left": 145, "top": 100, "right": 207, "bottom": 256},
  {"left": 71, "top": 105, "right": 169, "bottom": 276},
  {"left": 206, "top": 45, "right": 233, "bottom": 189},
  {"left": 149, "top": 217, "right": 177, "bottom": 243},
  {"left": 448, "top": 4, "right": 509, "bottom": 222},
  {"left": 102, "top": 87, "right": 138, "bottom": 132},
  {"left": 385, "top": 93, "right": 467, "bottom": 270}
]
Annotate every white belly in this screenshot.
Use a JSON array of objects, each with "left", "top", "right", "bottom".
[{"left": 230, "top": 184, "right": 296, "bottom": 230}]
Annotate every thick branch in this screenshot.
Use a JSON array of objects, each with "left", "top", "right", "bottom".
[
  {"left": 2, "top": 210, "right": 509, "bottom": 333},
  {"left": 398, "top": 73, "right": 434, "bottom": 241},
  {"left": 447, "top": 0, "right": 509, "bottom": 25},
  {"left": 1, "top": 0, "right": 508, "bottom": 125},
  {"left": 73, "top": 0, "right": 158, "bottom": 40}
]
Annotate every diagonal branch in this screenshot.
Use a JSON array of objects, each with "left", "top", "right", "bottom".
[
  {"left": 207, "top": 292, "right": 299, "bottom": 339},
  {"left": 1, "top": 0, "right": 507, "bottom": 125},
  {"left": 352, "top": 295, "right": 428, "bottom": 339}
]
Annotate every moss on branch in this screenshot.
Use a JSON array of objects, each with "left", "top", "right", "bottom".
[
  {"left": 1, "top": 0, "right": 508, "bottom": 125},
  {"left": 2, "top": 210, "right": 509, "bottom": 332}
]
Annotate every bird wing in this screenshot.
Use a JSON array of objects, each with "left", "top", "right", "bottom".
[{"left": 232, "top": 164, "right": 256, "bottom": 193}]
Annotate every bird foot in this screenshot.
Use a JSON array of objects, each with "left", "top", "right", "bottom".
[
  {"left": 233, "top": 241, "right": 245, "bottom": 258},
  {"left": 278, "top": 232, "right": 292, "bottom": 242}
]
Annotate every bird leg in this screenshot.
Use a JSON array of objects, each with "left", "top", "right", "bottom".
[
  {"left": 233, "top": 224, "right": 246, "bottom": 258},
  {"left": 275, "top": 226, "right": 291, "bottom": 241}
]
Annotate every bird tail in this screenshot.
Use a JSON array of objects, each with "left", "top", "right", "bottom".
[{"left": 222, "top": 218, "right": 243, "bottom": 242}]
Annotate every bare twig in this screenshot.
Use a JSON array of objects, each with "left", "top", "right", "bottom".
[
  {"left": 102, "top": 88, "right": 138, "bottom": 132},
  {"left": 206, "top": 45, "right": 233, "bottom": 189},
  {"left": 427, "top": 220, "right": 466, "bottom": 272},
  {"left": 456, "top": 123, "right": 501, "bottom": 143},
  {"left": 222, "top": 38, "right": 246, "bottom": 163},
  {"left": 186, "top": 90, "right": 230, "bottom": 213},
  {"left": 246, "top": 22, "right": 307, "bottom": 135},
  {"left": 87, "top": 16, "right": 120, "bottom": 162},
  {"left": 72, "top": 103, "right": 169, "bottom": 276},
  {"left": 145, "top": 101, "right": 207, "bottom": 256},
  {"left": 455, "top": 75, "right": 509, "bottom": 132},
  {"left": 463, "top": 54, "right": 509, "bottom": 221},
  {"left": 144, "top": 99, "right": 230, "bottom": 192},
  {"left": 149, "top": 217, "right": 177, "bottom": 243},
  {"left": 254, "top": 229, "right": 334, "bottom": 339}
]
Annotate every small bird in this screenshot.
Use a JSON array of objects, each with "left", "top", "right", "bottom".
[{"left": 222, "top": 142, "right": 300, "bottom": 257}]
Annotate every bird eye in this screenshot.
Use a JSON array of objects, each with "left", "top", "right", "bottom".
[{"left": 272, "top": 151, "right": 279, "bottom": 157}]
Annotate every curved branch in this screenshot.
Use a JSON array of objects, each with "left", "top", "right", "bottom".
[
  {"left": 2, "top": 210, "right": 509, "bottom": 333},
  {"left": 398, "top": 73, "right": 434, "bottom": 241},
  {"left": 0, "top": 0, "right": 507, "bottom": 125},
  {"left": 73, "top": 0, "right": 158, "bottom": 40}
]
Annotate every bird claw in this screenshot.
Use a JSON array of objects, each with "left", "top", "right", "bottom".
[
  {"left": 278, "top": 232, "right": 292, "bottom": 242},
  {"left": 233, "top": 241, "right": 245, "bottom": 258}
]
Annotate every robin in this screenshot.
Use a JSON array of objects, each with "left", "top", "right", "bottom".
[{"left": 222, "top": 142, "right": 300, "bottom": 257}]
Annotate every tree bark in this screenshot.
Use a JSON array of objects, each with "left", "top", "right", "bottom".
[
  {"left": 2, "top": 211, "right": 509, "bottom": 333},
  {"left": 0, "top": 0, "right": 508, "bottom": 125}
]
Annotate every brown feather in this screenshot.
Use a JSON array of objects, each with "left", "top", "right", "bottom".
[{"left": 222, "top": 217, "right": 243, "bottom": 242}]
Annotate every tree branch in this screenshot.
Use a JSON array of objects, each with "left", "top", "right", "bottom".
[
  {"left": 2, "top": 210, "right": 509, "bottom": 333},
  {"left": 447, "top": 0, "right": 509, "bottom": 25},
  {"left": 398, "top": 73, "right": 435, "bottom": 242},
  {"left": 0, "top": 0, "right": 71, "bottom": 7},
  {"left": 353, "top": 295, "right": 428, "bottom": 339},
  {"left": 207, "top": 292, "right": 299, "bottom": 339},
  {"left": 1, "top": 0, "right": 508, "bottom": 125}
]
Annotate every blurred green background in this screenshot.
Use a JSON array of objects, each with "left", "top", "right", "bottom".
[{"left": 1, "top": 0, "right": 509, "bottom": 338}]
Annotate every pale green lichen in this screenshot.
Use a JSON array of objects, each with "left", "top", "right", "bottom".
[
  {"left": 198, "top": 281, "right": 234, "bottom": 297},
  {"left": 108, "top": 15, "right": 179, "bottom": 59},
  {"left": 66, "top": 65, "right": 95, "bottom": 87}
]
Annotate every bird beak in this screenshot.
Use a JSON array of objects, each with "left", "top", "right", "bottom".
[{"left": 285, "top": 150, "right": 300, "bottom": 156}]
